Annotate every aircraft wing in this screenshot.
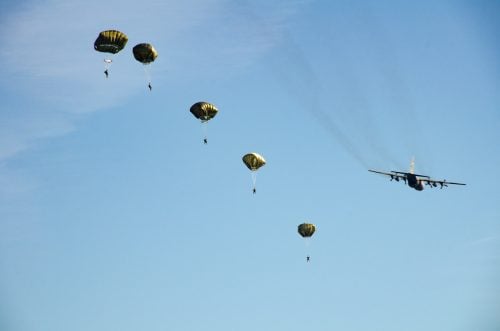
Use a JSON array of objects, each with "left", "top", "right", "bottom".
[
  {"left": 422, "top": 178, "right": 466, "bottom": 188},
  {"left": 368, "top": 169, "right": 407, "bottom": 181},
  {"left": 392, "top": 171, "right": 430, "bottom": 178}
]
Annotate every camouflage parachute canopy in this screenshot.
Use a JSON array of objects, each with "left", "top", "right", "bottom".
[
  {"left": 94, "top": 30, "right": 128, "bottom": 54},
  {"left": 298, "top": 223, "right": 316, "bottom": 238},
  {"left": 242, "top": 153, "right": 266, "bottom": 171},
  {"left": 133, "top": 43, "right": 158, "bottom": 64},
  {"left": 190, "top": 102, "right": 218, "bottom": 122}
]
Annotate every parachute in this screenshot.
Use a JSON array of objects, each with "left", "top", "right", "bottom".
[
  {"left": 94, "top": 30, "right": 128, "bottom": 78},
  {"left": 94, "top": 30, "right": 128, "bottom": 54},
  {"left": 190, "top": 102, "right": 218, "bottom": 144},
  {"left": 190, "top": 102, "right": 218, "bottom": 122},
  {"left": 298, "top": 223, "right": 316, "bottom": 238},
  {"left": 242, "top": 153, "right": 266, "bottom": 193},
  {"left": 133, "top": 43, "right": 158, "bottom": 90},
  {"left": 132, "top": 43, "right": 158, "bottom": 64},
  {"left": 242, "top": 153, "right": 266, "bottom": 171}
]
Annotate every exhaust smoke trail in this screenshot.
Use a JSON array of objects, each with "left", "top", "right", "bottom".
[
  {"left": 267, "top": 35, "right": 395, "bottom": 170},
  {"left": 238, "top": 0, "right": 414, "bottom": 171}
]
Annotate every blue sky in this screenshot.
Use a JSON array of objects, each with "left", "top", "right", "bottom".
[{"left": 0, "top": 0, "right": 499, "bottom": 330}]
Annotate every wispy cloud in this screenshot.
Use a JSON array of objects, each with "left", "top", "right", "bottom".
[
  {"left": 466, "top": 236, "right": 500, "bottom": 247},
  {"left": 0, "top": 0, "right": 305, "bottom": 164},
  {"left": 0, "top": 109, "right": 75, "bottom": 160}
]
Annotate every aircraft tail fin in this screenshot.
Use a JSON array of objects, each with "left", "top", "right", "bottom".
[{"left": 409, "top": 156, "right": 415, "bottom": 174}]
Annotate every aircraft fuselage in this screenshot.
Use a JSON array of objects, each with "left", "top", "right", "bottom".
[{"left": 406, "top": 174, "right": 424, "bottom": 191}]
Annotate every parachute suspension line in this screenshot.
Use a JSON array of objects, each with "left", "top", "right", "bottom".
[
  {"left": 202, "top": 120, "right": 209, "bottom": 144},
  {"left": 304, "top": 237, "right": 311, "bottom": 262},
  {"left": 143, "top": 65, "right": 152, "bottom": 90},
  {"left": 104, "top": 58, "right": 112, "bottom": 69},
  {"left": 304, "top": 237, "right": 310, "bottom": 248},
  {"left": 251, "top": 171, "right": 257, "bottom": 192}
]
